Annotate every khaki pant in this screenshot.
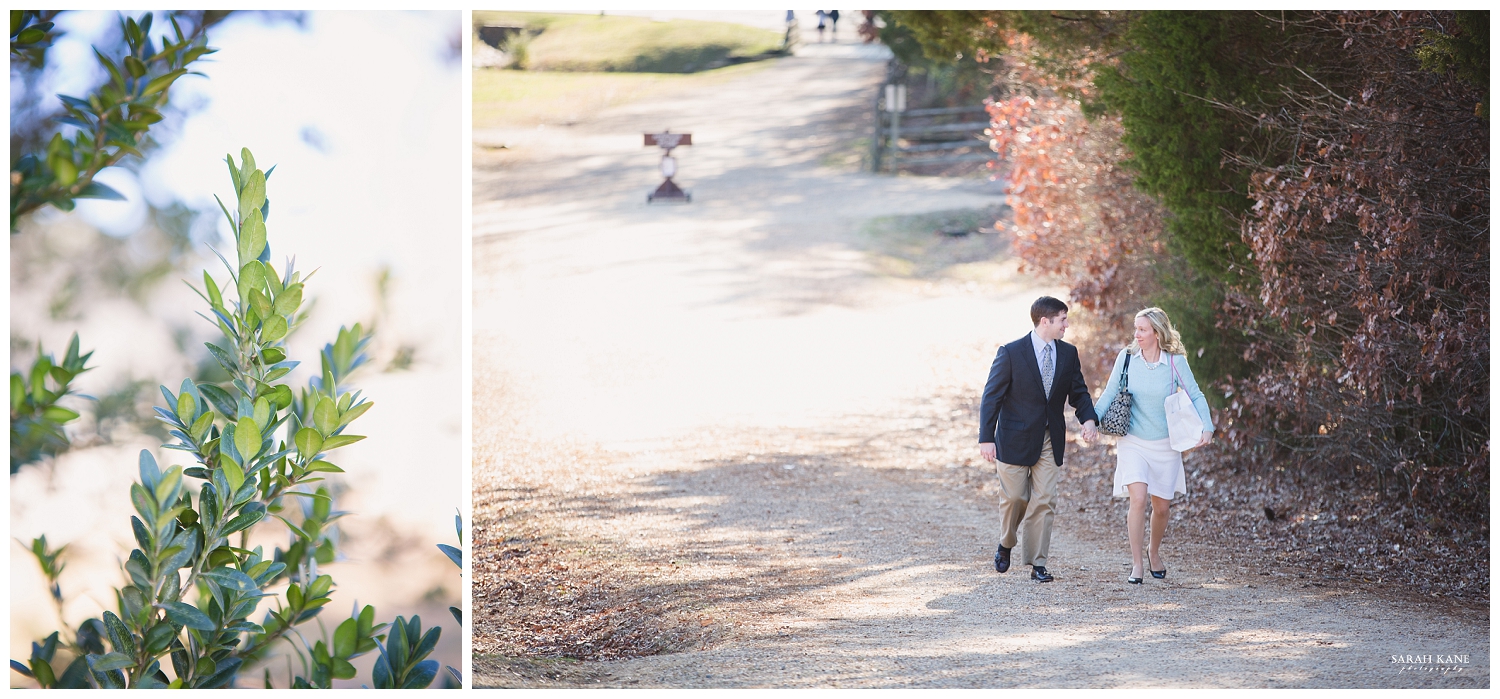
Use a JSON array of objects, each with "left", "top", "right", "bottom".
[{"left": 996, "top": 432, "right": 1058, "bottom": 568}]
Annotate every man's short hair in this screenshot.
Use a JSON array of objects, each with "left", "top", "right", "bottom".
[{"left": 1030, "top": 296, "right": 1069, "bottom": 325}]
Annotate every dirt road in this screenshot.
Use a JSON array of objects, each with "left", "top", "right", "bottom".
[{"left": 470, "top": 40, "right": 1488, "bottom": 689}]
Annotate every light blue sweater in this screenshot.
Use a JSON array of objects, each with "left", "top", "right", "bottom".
[{"left": 1094, "top": 349, "right": 1214, "bottom": 441}]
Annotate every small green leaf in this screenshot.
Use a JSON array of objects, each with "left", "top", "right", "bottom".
[
  {"left": 252, "top": 397, "right": 271, "bottom": 431},
  {"left": 205, "top": 343, "right": 239, "bottom": 375},
  {"left": 198, "top": 382, "right": 236, "bottom": 418},
  {"left": 41, "top": 405, "right": 79, "bottom": 423},
  {"left": 130, "top": 483, "right": 157, "bottom": 521},
  {"left": 31, "top": 657, "right": 55, "bottom": 687},
  {"left": 400, "top": 660, "right": 439, "bottom": 689},
  {"left": 262, "top": 315, "right": 288, "bottom": 342},
  {"left": 144, "top": 623, "right": 175, "bottom": 655},
  {"left": 131, "top": 515, "right": 152, "bottom": 552},
  {"left": 309, "top": 574, "right": 333, "bottom": 599},
  {"left": 338, "top": 401, "right": 373, "bottom": 427},
  {"left": 163, "top": 602, "right": 215, "bottom": 631},
  {"left": 191, "top": 411, "right": 214, "bottom": 441},
  {"left": 48, "top": 365, "right": 74, "bottom": 384},
  {"left": 333, "top": 618, "right": 357, "bottom": 659},
  {"left": 52, "top": 156, "right": 78, "bottom": 186},
  {"left": 332, "top": 657, "right": 357, "bottom": 680},
  {"left": 102, "top": 611, "right": 135, "bottom": 656},
  {"left": 92, "top": 47, "right": 124, "bottom": 87},
  {"left": 138, "top": 449, "right": 162, "bottom": 489},
  {"left": 140, "top": 67, "right": 186, "bottom": 96},
  {"left": 221, "top": 457, "right": 245, "bottom": 493},
  {"left": 176, "top": 390, "right": 197, "bottom": 424},
  {"left": 305, "top": 460, "right": 343, "bottom": 474},
  {"left": 239, "top": 260, "right": 266, "bottom": 302},
  {"left": 238, "top": 169, "right": 266, "bottom": 222},
  {"left": 270, "top": 385, "right": 294, "bottom": 410},
  {"left": 233, "top": 416, "right": 261, "bottom": 462},
  {"left": 320, "top": 434, "right": 365, "bottom": 450},
  {"left": 87, "top": 652, "right": 136, "bottom": 672},
  {"left": 437, "top": 543, "right": 461, "bottom": 568},
  {"left": 249, "top": 288, "right": 273, "bottom": 320},
  {"left": 202, "top": 567, "right": 258, "bottom": 592},
  {"left": 16, "top": 27, "right": 46, "bottom": 45},
  {"left": 313, "top": 396, "right": 338, "bottom": 435},
  {"left": 294, "top": 427, "right": 324, "bottom": 457},
  {"left": 225, "top": 153, "right": 242, "bottom": 194},
  {"left": 222, "top": 507, "right": 265, "bottom": 535},
  {"left": 274, "top": 284, "right": 303, "bottom": 316},
  {"left": 238, "top": 209, "right": 266, "bottom": 267},
  {"left": 154, "top": 466, "right": 182, "bottom": 506},
  {"left": 204, "top": 271, "right": 223, "bottom": 309},
  {"left": 239, "top": 148, "right": 257, "bottom": 185}
]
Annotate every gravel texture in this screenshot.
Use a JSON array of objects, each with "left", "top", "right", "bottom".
[{"left": 471, "top": 38, "right": 1489, "bottom": 689}]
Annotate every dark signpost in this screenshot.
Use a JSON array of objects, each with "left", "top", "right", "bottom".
[{"left": 645, "top": 130, "right": 692, "bottom": 204}]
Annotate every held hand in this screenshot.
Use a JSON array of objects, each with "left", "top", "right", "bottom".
[
  {"left": 1081, "top": 420, "right": 1098, "bottom": 443},
  {"left": 1197, "top": 431, "right": 1213, "bottom": 448},
  {"left": 979, "top": 442, "right": 997, "bottom": 462}
]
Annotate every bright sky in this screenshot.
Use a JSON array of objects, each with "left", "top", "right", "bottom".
[{"left": 36, "top": 10, "right": 463, "bottom": 375}]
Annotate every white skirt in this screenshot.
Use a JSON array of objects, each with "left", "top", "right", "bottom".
[{"left": 1112, "top": 435, "right": 1187, "bottom": 500}]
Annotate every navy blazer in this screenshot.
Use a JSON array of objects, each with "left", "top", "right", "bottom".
[{"left": 978, "top": 334, "right": 1098, "bottom": 466}]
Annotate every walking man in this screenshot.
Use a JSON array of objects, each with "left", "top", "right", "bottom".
[{"left": 979, "top": 296, "right": 1099, "bottom": 582}]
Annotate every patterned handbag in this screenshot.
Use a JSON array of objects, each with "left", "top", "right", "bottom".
[{"left": 1098, "top": 353, "right": 1133, "bottom": 437}]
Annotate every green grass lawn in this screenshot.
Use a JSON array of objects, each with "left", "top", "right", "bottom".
[
  {"left": 473, "top": 61, "right": 771, "bottom": 129},
  {"left": 474, "top": 11, "right": 784, "bottom": 73}
]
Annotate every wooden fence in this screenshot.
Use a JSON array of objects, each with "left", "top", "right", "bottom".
[{"left": 870, "top": 103, "right": 994, "bottom": 173}]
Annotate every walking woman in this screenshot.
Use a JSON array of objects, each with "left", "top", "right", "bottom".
[{"left": 1093, "top": 308, "right": 1214, "bottom": 584}]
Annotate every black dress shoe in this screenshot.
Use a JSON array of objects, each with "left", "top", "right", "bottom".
[
  {"left": 1031, "top": 565, "right": 1054, "bottom": 583},
  {"left": 994, "top": 545, "right": 1011, "bottom": 573},
  {"left": 1150, "top": 567, "right": 1167, "bottom": 579},
  {"left": 1127, "top": 575, "right": 1143, "bottom": 585}
]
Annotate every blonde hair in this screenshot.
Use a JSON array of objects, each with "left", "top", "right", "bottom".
[{"left": 1127, "top": 307, "right": 1187, "bottom": 356}]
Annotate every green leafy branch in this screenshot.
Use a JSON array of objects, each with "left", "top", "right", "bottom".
[
  {"left": 10, "top": 11, "right": 216, "bottom": 229},
  {"left": 10, "top": 333, "right": 94, "bottom": 472},
  {"left": 10, "top": 10, "right": 61, "bottom": 69},
  {"left": 10, "top": 148, "right": 443, "bottom": 689}
]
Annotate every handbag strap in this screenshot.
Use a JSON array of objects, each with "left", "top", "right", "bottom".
[
  {"left": 1120, "top": 352, "right": 1130, "bottom": 389},
  {"left": 1169, "top": 353, "right": 1184, "bottom": 393}
]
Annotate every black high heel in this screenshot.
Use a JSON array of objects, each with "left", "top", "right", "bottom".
[
  {"left": 1150, "top": 567, "right": 1166, "bottom": 579},
  {"left": 1127, "top": 576, "right": 1143, "bottom": 584}
]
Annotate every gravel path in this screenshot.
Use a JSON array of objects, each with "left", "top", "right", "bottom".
[{"left": 471, "top": 40, "right": 1489, "bottom": 689}]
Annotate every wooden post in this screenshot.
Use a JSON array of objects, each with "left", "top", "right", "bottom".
[
  {"left": 645, "top": 131, "right": 693, "bottom": 204},
  {"left": 883, "top": 84, "right": 906, "bottom": 173},
  {"left": 870, "top": 89, "right": 885, "bottom": 173}
]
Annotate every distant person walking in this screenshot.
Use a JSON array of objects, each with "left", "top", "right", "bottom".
[
  {"left": 828, "top": 10, "right": 840, "bottom": 41},
  {"left": 815, "top": 10, "right": 827, "bottom": 43},
  {"left": 1093, "top": 307, "right": 1214, "bottom": 585}
]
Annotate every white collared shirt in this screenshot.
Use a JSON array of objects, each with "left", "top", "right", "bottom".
[{"left": 1030, "top": 330, "right": 1056, "bottom": 387}]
